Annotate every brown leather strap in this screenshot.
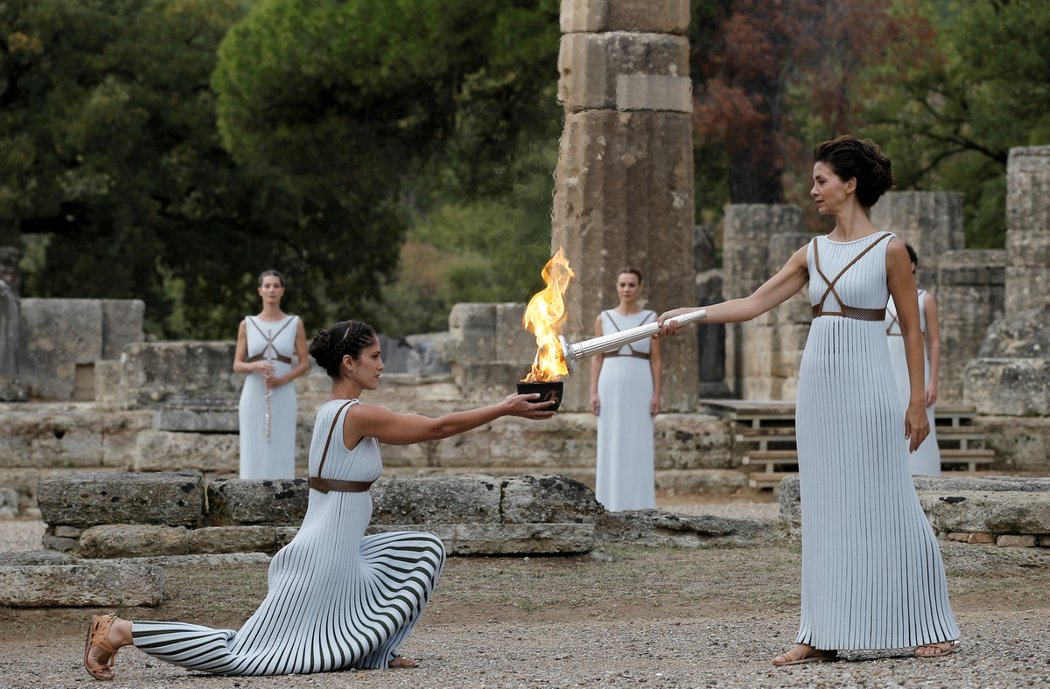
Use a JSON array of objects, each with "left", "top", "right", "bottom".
[
  {"left": 247, "top": 353, "right": 292, "bottom": 364},
  {"left": 812, "top": 233, "right": 892, "bottom": 321},
  {"left": 603, "top": 351, "right": 651, "bottom": 360},
  {"left": 812, "top": 304, "right": 887, "bottom": 321},
  {"left": 308, "top": 477, "right": 373, "bottom": 494},
  {"left": 313, "top": 400, "right": 358, "bottom": 483}
]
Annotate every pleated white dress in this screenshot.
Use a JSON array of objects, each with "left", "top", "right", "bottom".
[
  {"left": 595, "top": 309, "right": 657, "bottom": 512},
  {"left": 796, "top": 232, "right": 959, "bottom": 650},
  {"left": 886, "top": 292, "right": 941, "bottom": 476},
  {"left": 132, "top": 399, "right": 446, "bottom": 675},
  {"left": 239, "top": 315, "right": 299, "bottom": 479}
]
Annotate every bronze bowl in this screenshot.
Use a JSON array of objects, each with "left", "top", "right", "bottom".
[{"left": 516, "top": 381, "right": 563, "bottom": 411}]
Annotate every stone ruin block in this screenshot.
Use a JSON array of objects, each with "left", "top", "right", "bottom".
[
  {"left": 501, "top": 474, "right": 602, "bottom": 525},
  {"left": 918, "top": 490, "right": 1050, "bottom": 535},
  {"left": 207, "top": 478, "right": 309, "bottom": 526},
  {"left": 119, "top": 341, "right": 240, "bottom": 408},
  {"left": 37, "top": 471, "right": 205, "bottom": 528},
  {"left": 780, "top": 475, "right": 1050, "bottom": 538},
  {"left": 371, "top": 474, "right": 502, "bottom": 525},
  {"left": 561, "top": 0, "right": 690, "bottom": 35},
  {"left": 0, "top": 562, "right": 164, "bottom": 607},
  {"left": 132, "top": 429, "right": 238, "bottom": 473},
  {"left": 19, "top": 298, "right": 103, "bottom": 401},
  {"left": 77, "top": 524, "right": 295, "bottom": 558}
]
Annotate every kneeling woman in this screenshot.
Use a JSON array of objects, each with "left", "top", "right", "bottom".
[{"left": 84, "top": 320, "right": 556, "bottom": 680}]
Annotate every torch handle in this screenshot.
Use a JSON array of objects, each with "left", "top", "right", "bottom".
[{"left": 562, "top": 308, "right": 707, "bottom": 363}]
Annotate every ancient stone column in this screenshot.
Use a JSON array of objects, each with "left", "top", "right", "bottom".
[
  {"left": 721, "top": 204, "right": 805, "bottom": 399},
  {"left": 551, "top": 0, "right": 697, "bottom": 411},
  {"left": 1003, "top": 147, "right": 1050, "bottom": 314}
]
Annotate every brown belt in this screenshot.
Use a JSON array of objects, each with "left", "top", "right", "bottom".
[
  {"left": 603, "top": 351, "right": 651, "bottom": 360},
  {"left": 811, "top": 305, "right": 886, "bottom": 322},
  {"left": 308, "top": 477, "right": 374, "bottom": 493},
  {"left": 247, "top": 353, "right": 292, "bottom": 365}
]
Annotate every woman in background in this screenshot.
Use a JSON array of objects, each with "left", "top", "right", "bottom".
[
  {"left": 589, "top": 267, "right": 662, "bottom": 511},
  {"left": 233, "top": 270, "right": 309, "bottom": 479},
  {"left": 885, "top": 245, "right": 942, "bottom": 476}
]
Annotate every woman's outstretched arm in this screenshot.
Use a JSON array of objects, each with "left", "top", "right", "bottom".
[
  {"left": 343, "top": 394, "right": 556, "bottom": 448},
  {"left": 657, "top": 244, "right": 810, "bottom": 332}
]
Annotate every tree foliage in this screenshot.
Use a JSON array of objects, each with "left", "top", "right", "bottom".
[
  {"left": 689, "top": 0, "right": 901, "bottom": 206},
  {"left": 861, "top": 0, "right": 1050, "bottom": 247}
]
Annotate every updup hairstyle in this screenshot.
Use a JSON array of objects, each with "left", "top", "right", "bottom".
[
  {"left": 257, "top": 269, "right": 285, "bottom": 287},
  {"left": 309, "top": 320, "right": 378, "bottom": 378},
  {"left": 616, "top": 266, "right": 643, "bottom": 283},
  {"left": 813, "top": 135, "right": 895, "bottom": 208}
]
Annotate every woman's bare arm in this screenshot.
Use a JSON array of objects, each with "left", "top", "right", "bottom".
[
  {"left": 887, "top": 239, "right": 930, "bottom": 452},
  {"left": 658, "top": 245, "right": 810, "bottom": 330},
  {"left": 343, "top": 394, "right": 556, "bottom": 448}
]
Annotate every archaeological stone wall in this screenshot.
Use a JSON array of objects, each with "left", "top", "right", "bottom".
[{"left": 965, "top": 146, "right": 1050, "bottom": 471}]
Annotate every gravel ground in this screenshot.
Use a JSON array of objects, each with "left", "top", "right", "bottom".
[{"left": 2, "top": 503, "right": 1048, "bottom": 689}]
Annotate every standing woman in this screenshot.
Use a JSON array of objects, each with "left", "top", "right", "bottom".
[
  {"left": 589, "top": 267, "right": 662, "bottom": 511},
  {"left": 658, "top": 136, "right": 959, "bottom": 662},
  {"left": 234, "top": 270, "right": 309, "bottom": 479},
  {"left": 886, "top": 245, "right": 942, "bottom": 476},
  {"left": 83, "top": 319, "right": 556, "bottom": 680}
]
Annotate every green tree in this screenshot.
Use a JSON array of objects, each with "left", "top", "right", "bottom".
[
  {"left": 212, "top": 0, "right": 562, "bottom": 336},
  {"left": 862, "top": 0, "right": 1050, "bottom": 248},
  {"left": 0, "top": 0, "right": 362, "bottom": 337}
]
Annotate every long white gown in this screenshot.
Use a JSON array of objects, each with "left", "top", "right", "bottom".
[
  {"left": 595, "top": 309, "right": 657, "bottom": 512},
  {"left": 795, "top": 232, "right": 958, "bottom": 650},
  {"left": 132, "top": 399, "right": 446, "bottom": 675},
  {"left": 885, "top": 291, "right": 941, "bottom": 476},
  {"left": 239, "top": 315, "right": 299, "bottom": 479}
]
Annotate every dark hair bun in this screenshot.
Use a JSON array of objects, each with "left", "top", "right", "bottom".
[
  {"left": 309, "top": 320, "right": 377, "bottom": 378},
  {"left": 813, "top": 135, "right": 895, "bottom": 208}
]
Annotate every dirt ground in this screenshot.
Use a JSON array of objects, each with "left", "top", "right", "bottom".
[{"left": 2, "top": 531, "right": 1049, "bottom": 689}]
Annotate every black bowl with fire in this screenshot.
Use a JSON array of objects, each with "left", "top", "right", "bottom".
[{"left": 516, "top": 380, "right": 563, "bottom": 411}]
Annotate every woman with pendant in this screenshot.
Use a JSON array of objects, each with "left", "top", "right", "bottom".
[{"left": 233, "top": 269, "right": 309, "bottom": 479}]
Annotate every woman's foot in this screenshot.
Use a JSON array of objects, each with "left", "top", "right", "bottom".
[
  {"left": 83, "top": 614, "right": 133, "bottom": 681},
  {"left": 389, "top": 655, "right": 418, "bottom": 669},
  {"left": 771, "top": 644, "right": 838, "bottom": 666},
  {"left": 915, "top": 640, "right": 960, "bottom": 658}
]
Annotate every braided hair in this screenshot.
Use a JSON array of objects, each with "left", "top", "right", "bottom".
[
  {"left": 309, "top": 320, "right": 377, "bottom": 378},
  {"left": 813, "top": 135, "right": 895, "bottom": 208}
]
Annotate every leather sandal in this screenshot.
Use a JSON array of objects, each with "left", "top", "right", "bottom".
[
  {"left": 772, "top": 644, "right": 839, "bottom": 666},
  {"left": 915, "top": 640, "right": 960, "bottom": 658},
  {"left": 84, "top": 613, "right": 120, "bottom": 681}
]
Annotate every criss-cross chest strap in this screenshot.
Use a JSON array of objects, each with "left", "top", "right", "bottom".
[
  {"left": 309, "top": 400, "right": 374, "bottom": 494},
  {"left": 247, "top": 316, "right": 295, "bottom": 361},
  {"left": 603, "top": 310, "right": 655, "bottom": 358},
  {"left": 812, "top": 233, "right": 892, "bottom": 321}
]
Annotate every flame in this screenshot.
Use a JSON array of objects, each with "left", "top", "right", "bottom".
[{"left": 521, "top": 247, "right": 575, "bottom": 382}]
